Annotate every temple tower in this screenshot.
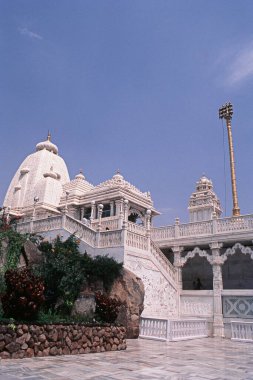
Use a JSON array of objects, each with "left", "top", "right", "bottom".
[{"left": 188, "top": 175, "right": 222, "bottom": 222}]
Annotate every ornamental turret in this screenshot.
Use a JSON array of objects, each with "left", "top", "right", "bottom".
[{"left": 188, "top": 175, "right": 222, "bottom": 222}]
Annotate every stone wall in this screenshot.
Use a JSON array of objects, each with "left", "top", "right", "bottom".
[{"left": 0, "top": 324, "right": 126, "bottom": 359}]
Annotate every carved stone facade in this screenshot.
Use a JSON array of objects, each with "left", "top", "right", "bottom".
[{"left": 2, "top": 136, "right": 253, "bottom": 339}]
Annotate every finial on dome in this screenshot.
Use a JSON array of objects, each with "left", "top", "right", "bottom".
[
  {"left": 47, "top": 131, "right": 51, "bottom": 142},
  {"left": 116, "top": 169, "right": 121, "bottom": 174},
  {"left": 75, "top": 169, "right": 85, "bottom": 180}
]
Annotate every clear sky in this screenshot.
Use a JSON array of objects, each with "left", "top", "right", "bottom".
[{"left": 1, "top": 0, "right": 253, "bottom": 226}]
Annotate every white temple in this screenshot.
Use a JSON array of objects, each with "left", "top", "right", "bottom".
[{"left": 2, "top": 135, "right": 253, "bottom": 342}]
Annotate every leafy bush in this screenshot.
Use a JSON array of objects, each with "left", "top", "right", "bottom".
[
  {"left": 95, "top": 292, "right": 121, "bottom": 323},
  {"left": 38, "top": 236, "right": 122, "bottom": 315},
  {"left": 1, "top": 268, "right": 45, "bottom": 320}
]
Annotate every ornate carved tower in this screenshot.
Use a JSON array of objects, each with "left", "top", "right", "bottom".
[{"left": 188, "top": 176, "right": 222, "bottom": 222}]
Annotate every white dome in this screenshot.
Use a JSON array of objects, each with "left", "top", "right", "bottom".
[
  {"left": 4, "top": 136, "right": 70, "bottom": 212},
  {"left": 35, "top": 133, "right": 58, "bottom": 155}
]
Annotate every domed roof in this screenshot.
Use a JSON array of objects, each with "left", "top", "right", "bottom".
[
  {"left": 196, "top": 175, "right": 213, "bottom": 191},
  {"left": 4, "top": 135, "right": 70, "bottom": 212},
  {"left": 36, "top": 132, "right": 58, "bottom": 155},
  {"left": 75, "top": 170, "right": 86, "bottom": 180}
]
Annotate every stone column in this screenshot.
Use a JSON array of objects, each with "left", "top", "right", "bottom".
[
  {"left": 116, "top": 199, "right": 124, "bottom": 229},
  {"left": 90, "top": 201, "right": 96, "bottom": 222},
  {"left": 110, "top": 201, "right": 114, "bottom": 217},
  {"left": 175, "top": 217, "right": 180, "bottom": 239},
  {"left": 210, "top": 242, "right": 224, "bottom": 338},
  {"left": 123, "top": 200, "right": 129, "bottom": 227},
  {"left": 172, "top": 246, "right": 183, "bottom": 289},
  {"left": 146, "top": 209, "right": 152, "bottom": 251},
  {"left": 80, "top": 207, "right": 84, "bottom": 220},
  {"left": 172, "top": 246, "right": 183, "bottom": 318},
  {"left": 97, "top": 204, "right": 104, "bottom": 232}
]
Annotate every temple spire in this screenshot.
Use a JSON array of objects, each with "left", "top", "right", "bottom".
[{"left": 47, "top": 131, "right": 51, "bottom": 141}]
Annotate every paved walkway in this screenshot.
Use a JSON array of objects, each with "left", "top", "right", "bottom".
[{"left": 0, "top": 338, "right": 253, "bottom": 380}]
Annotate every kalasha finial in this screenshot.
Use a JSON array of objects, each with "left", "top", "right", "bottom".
[{"left": 47, "top": 131, "right": 51, "bottom": 141}]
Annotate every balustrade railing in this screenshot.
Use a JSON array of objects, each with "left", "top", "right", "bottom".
[
  {"left": 128, "top": 222, "right": 147, "bottom": 236},
  {"left": 151, "top": 214, "right": 253, "bottom": 242},
  {"left": 150, "top": 225, "right": 175, "bottom": 240},
  {"left": 32, "top": 216, "right": 63, "bottom": 233},
  {"left": 126, "top": 231, "right": 148, "bottom": 250},
  {"left": 99, "top": 230, "right": 123, "bottom": 247},
  {"left": 64, "top": 215, "right": 96, "bottom": 246},
  {"left": 217, "top": 214, "right": 253, "bottom": 233},
  {"left": 140, "top": 317, "right": 208, "bottom": 341},
  {"left": 231, "top": 321, "right": 253, "bottom": 342},
  {"left": 91, "top": 216, "right": 119, "bottom": 231},
  {"left": 140, "top": 317, "right": 168, "bottom": 340},
  {"left": 16, "top": 221, "right": 31, "bottom": 234},
  {"left": 150, "top": 241, "right": 177, "bottom": 284},
  {"left": 179, "top": 220, "right": 212, "bottom": 237},
  {"left": 168, "top": 319, "right": 208, "bottom": 341}
]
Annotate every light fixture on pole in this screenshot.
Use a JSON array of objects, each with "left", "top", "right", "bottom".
[{"left": 218, "top": 102, "right": 240, "bottom": 217}]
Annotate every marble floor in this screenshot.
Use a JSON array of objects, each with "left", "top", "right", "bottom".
[{"left": 0, "top": 338, "right": 253, "bottom": 380}]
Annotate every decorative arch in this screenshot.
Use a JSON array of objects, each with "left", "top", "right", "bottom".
[
  {"left": 181, "top": 247, "right": 213, "bottom": 266},
  {"left": 128, "top": 207, "right": 144, "bottom": 225},
  {"left": 222, "top": 242, "right": 253, "bottom": 263}
]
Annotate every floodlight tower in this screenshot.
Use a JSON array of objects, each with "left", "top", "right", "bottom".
[{"left": 219, "top": 102, "right": 240, "bottom": 217}]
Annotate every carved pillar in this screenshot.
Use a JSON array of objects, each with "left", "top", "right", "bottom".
[
  {"left": 210, "top": 242, "right": 224, "bottom": 338},
  {"left": 110, "top": 201, "right": 114, "bottom": 217},
  {"left": 123, "top": 200, "right": 129, "bottom": 227},
  {"left": 172, "top": 246, "right": 183, "bottom": 318},
  {"left": 97, "top": 204, "right": 103, "bottom": 232},
  {"left": 80, "top": 207, "right": 84, "bottom": 220},
  {"left": 90, "top": 201, "right": 96, "bottom": 222},
  {"left": 175, "top": 217, "right": 180, "bottom": 239},
  {"left": 212, "top": 211, "right": 217, "bottom": 234},
  {"left": 116, "top": 199, "right": 124, "bottom": 229},
  {"left": 172, "top": 246, "right": 183, "bottom": 290},
  {"left": 146, "top": 209, "right": 151, "bottom": 251}
]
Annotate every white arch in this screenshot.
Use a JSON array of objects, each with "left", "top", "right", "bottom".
[
  {"left": 222, "top": 242, "right": 253, "bottom": 262},
  {"left": 181, "top": 247, "right": 213, "bottom": 266}
]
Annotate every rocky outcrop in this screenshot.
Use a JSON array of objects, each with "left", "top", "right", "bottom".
[
  {"left": 109, "top": 268, "right": 144, "bottom": 338},
  {"left": 0, "top": 324, "right": 126, "bottom": 359}
]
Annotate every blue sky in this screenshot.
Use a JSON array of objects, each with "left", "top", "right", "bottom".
[{"left": 1, "top": 0, "right": 253, "bottom": 226}]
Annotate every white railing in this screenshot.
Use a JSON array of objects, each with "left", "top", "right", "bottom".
[
  {"left": 140, "top": 317, "right": 208, "bottom": 341},
  {"left": 32, "top": 216, "right": 63, "bottom": 233},
  {"left": 91, "top": 216, "right": 119, "bottom": 231},
  {"left": 217, "top": 214, "right": 253, "bottom": 233},
  {"left": 64, "top": 215, "right": 96, "bottom": 246},
  {"left": 231, "top": 321, "right": 253, "bottom": 342},
  {"left": 168, "top": 319, "right": 208, "bottom": 341},
  {"left": 126, "top": 231, "right": 148, "bottom": 250},
  {"left": 16, "top": 221, "right": 31, "bottom": 234},
  {"left": 150, "top": 241, "right": 177, "bottom": 284},
  {"left": 151, "top": 214, "right": 253, "bottom": 243},
  {"left": 150, "top": 225, "right": 175, "bottom": 240},
  {"left": 128, "top": 222, "right": 147, "bottom": 236},
  {"left": 139, "top": 317, "right": 168, "bottom": 340},
  {"left": 99, "top": 230, "right": 123, "bottom": 247},
  {"left": 179, "top": 220, "right": 212, "bottom": 237}
]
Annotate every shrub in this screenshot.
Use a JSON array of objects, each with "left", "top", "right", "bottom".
[
  {"left": 1, "top": 268, "right": 45, "bottom": 320},
  {"left": 95, "top": 291, "right": 121, "bottom": 323},
  {"left": 38, "top": 236, "right": 123, "bottom": 315}
]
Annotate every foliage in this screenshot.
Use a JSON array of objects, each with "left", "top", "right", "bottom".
[
  {"left": 36, "top": 310, "right": 93, "bottom": 324},
  {"left": 0, "top": 212, "right": 40, "bottom": 271},
  {"left": 38, "top": 235, "right": 123, "bottom": 316},
  {"left": 88, "top": 255, "right": 123, "bottom": 291},
  {"left": 95, "top": 291, "right": 121, "bottom": 323},
  {"left": 1, "top": 267, "right": 45, "bottom": 320}
]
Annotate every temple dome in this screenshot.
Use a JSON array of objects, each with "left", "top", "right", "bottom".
[
  {"left": 36, "top": 133, "right": 58, "bottom": 155},
  {"left": 4, "top": 135, "right": 69, "bottom": 213}
]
